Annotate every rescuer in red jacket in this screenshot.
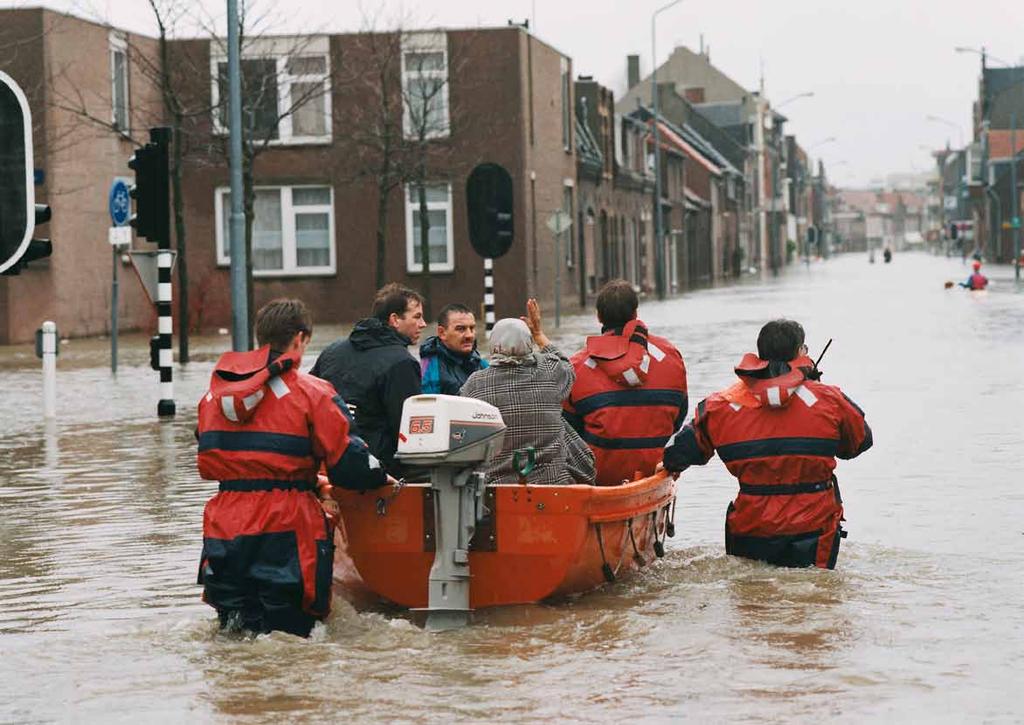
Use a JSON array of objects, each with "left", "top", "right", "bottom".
[
  {"left": 662, "top": 320, "right": 872, "bottom": 569},
  {"left": 564, "top": 279, "right": 688, "bottom": 485},
  {"left": 196, "top": 299, "right": 393, "bottom": 637}
]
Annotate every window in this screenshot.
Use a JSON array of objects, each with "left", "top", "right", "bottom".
[
  {"left": 211, "top": 36, "right": 331, "bottom": 144},
  {"left": 561, "top": 57, "right": 571, "bottom": 151},
  {"left": 215, "top": 185, "right": 335, "bottom": 276},
  {"left": 402, "top": 33, "right": 449, "bottom": 140},
  {"left": 405, "top": 183, "right": 454, "bottom": 273},
  {"left": 110, "top": 33, "right": 129, "bottom": 133}
]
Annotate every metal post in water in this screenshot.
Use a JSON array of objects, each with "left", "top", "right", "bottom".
[
  {"left": 1013, "top": 112, "right": 1020, "bottom": 282},
  {"left": 111, "top": 245, "right": 119, "bottom": 374},
  {"left": 227, "top": 0, "right": 249, "bottom": 349},
  {"left": 41, "top": 321, "right": 56, "bottom": 419}
]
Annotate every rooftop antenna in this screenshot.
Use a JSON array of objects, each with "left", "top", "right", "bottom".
[{"left": 699, "top": 33, "right": 704, "bottom": 55}]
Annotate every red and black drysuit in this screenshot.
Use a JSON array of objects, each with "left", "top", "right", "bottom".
[
  {"left": 564, "top": 319, "right": 688, "bottom": 485},
  {"left": 196, "top": 346, "right": 385, "bottom": 636},
  {"left": 663, "top": 354, "right": 872, "bottom": 569}
]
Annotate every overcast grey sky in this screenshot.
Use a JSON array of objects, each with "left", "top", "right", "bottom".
[{"left": 6, "top": 0, "right": 1024, "bottom": 187}]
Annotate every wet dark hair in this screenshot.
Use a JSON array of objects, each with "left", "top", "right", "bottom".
[
  {"left": 371, "top": 283, "right": 424, "bottom": 323},
  {"left": 596, "top": 279, "right": 639, "bottom": 329},
  {"left": 256, "top": 298, "right": 312, "bottom": 352},
  {"left": 757, "top": 319, "right": 805, "bottom": 361},
  {"left": 437, "top": 303, "right": 473, "bottom": 327}
]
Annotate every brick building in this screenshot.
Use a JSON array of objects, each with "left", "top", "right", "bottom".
[
  {"left": 0, "top": 9, "right": 160, "bottom": 343},
  {"left": 0, "top": 12, "right": 578, "bottom": 341},
  {"left": 574, "top": 77, "right": 654, "bottom": 300}
]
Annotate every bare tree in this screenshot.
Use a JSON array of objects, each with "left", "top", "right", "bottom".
[
  {"left": 337, "top": 21, "right": 477, "bottom": 317},
  {"left": 203, "top": 4, "right": 334, "bottom": 348}
]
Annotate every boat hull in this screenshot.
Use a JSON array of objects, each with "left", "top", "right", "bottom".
[{"left": 332, "top": 472, "right": 676, "bottom": 609}]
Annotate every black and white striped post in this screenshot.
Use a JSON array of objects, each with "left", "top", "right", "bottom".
[
  {"left": 483, "top": 257, "right": 495, "bottom": 337},
  {"left": 129, "top": 127, "right": 175, "bottom": 417},
  {"left": 156, "top": 247, "right": 175, "bottom": 416}
]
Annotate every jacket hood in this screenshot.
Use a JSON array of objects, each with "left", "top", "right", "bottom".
[
  {"left": 725, "top": 353, "right": 816, "bottom": 408},
  {"left": 420, "top": 335, "right": 482, "bottom": 366},
  {"left": 350, "top": 317, "right": 411, "bottom": 351},
  {"left": 584, "top": 319, "right": 651, "bottom": 388},
  {"left": 208, "top": 346, "right": 299, "bottom": 423}
]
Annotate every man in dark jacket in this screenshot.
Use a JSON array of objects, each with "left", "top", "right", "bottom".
[
  {"left": 420, "top": 303, "right": 489, "bottom": 395},
  {"left": 310, "top": 284, "right": 426, "bottom": 474}
]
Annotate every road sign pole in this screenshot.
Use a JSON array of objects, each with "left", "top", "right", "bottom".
[
  {"left": 111, "top": 244, "right": 119, "bottom": 374},
  {"left": 555, "top": 227, "right": 562, "bottom": 328}
]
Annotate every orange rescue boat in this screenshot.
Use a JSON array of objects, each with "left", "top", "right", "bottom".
[{"left": 333, "top": 471, "right": 676, "bottom": 610}]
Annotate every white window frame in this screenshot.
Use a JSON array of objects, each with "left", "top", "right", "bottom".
[
  {"left": 214, "top": 184, "right": 336, "bottom": 277},
  {"left": 209, "top": 35, "right": 332, "bottom": 145},
  {"left": 404, "top": 182, "right": 454, "bottom": 273},
  {"left": 109, "top": 32, "right": 130, "bottom": 135},
  {"left": 401, "top": 32, "right": 450, "bottom": 141}
]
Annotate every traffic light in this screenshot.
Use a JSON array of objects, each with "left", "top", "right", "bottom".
[
  {"left": 128, "top": 128, "right": 170, "bottom": 244},
  {"left": 0, "top": 70, "right": 46, "bottom": 275},
  {"left": 466, "top": 162, "right": 514, "bottom": 259},
  {"left": 950, "top": 223, "right": 958, "bottom": 241}
]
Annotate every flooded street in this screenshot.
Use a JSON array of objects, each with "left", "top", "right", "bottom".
[{"left": 1, "top": 252, "right": 1022, "bottom": 722}]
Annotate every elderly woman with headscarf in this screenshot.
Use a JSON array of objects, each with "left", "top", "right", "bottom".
[{"left": 460, "top": 299, "right": 596, "bottom": 486}]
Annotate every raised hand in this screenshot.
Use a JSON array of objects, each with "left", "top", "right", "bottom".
[{"left": 521, "top": 298, "right": 549, "bottom": 347}]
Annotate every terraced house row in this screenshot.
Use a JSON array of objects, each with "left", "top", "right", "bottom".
[{"left": 0, "top": 8, "right": 836, "bottom": 343}]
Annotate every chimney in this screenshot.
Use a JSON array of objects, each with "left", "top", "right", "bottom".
[
  {"left": 684, "top": 87, "right": 705, "bottom": 104},
  {"left": 627, "top": 55, "right": 640, "bottom": 90}
]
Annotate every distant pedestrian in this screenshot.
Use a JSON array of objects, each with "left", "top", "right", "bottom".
[
  {"left": 420, "top": 303, "right": 488, "bottom": 396},
  {"left": 196, "top": 298, "right": 391, "bottom": 637},
  {"left": 663, "top": 320, "right": 872, "bottom": 569},
  {"left": 959, "top": 260, "right": 989, "bottom": 290},
  {"left": 311, "top": 283, "right": 426, "bottom": 476}
]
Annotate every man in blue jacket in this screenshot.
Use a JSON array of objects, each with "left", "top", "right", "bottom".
[{"left": 420, "top": 303, "right": 488, "bottom": 395}]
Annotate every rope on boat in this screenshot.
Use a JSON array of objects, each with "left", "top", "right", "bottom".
[
  {"left": 666, "top": 496, "right": 677, "bottom": 538},
  {"left": 651, "top": 510, "right": 666, "bottom": 558},
  {"left": 375, "top": 477, "right": 407, "bottom": 516},
  {"left": 595, "top": 523, "right": 616, "bottom": 583},
  {"left": 626, "top": 517, "right": 645, "bottom": 566}
]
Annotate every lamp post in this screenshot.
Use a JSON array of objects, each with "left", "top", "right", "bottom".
[
  {"left": 767, "top": 92, "right": 813, "bottom": 274},
  {"left": 227, "top": 0, "right": 248, "bottom": 350},
  {"left": 926, "top": 114, "right": 965, "bottom": 148},
  {"left": 651, "top": 0, "right": 684, "bottom": 301}
]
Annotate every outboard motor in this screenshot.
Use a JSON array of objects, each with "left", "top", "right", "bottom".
[{"left": 395, "top": 394, "right": 506, "bottom": 630}]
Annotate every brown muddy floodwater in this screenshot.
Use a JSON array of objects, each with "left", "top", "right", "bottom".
[{"left": 1, "top": 252, "right": 1022, "bottom": 722}]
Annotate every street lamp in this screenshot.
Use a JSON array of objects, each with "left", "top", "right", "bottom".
[
  {"left": 926, "top": 114, "right": 965, "bottom": 147},
  {"left": 808, "top": 136, "right": 837, "bottom": 150},
  {"left": 651, "top": 0, "right": 684, "bottom": 301},
  {"left": 954, "top": 46, "right": 1011, "bottom": 67},
  {"left": 776, "top": 91, "right": 815, "bottom": 109},
  {"left": 767, "top": 91, "right": 813, "bottom": 274}
]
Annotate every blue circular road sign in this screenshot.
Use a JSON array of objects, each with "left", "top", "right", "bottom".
[{"left": 109, "top": 178, "right": 130, "bottom": 226}]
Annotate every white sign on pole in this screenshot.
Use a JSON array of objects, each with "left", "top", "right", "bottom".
[
  {"left": 108, "top": 226, "right": 132, "bottom": 248},
  {"left": 546, "top": 209, "right": 573, "bottom": 235},
  {"left": 129, "top": 250, "right": 177, "bottom": 304}
]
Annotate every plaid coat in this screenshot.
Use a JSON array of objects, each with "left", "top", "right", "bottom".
[{"left": 460, "top": 345, "right": 596, "bottom": 486}]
